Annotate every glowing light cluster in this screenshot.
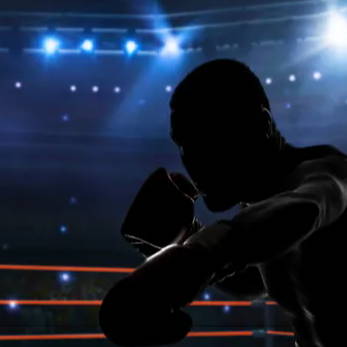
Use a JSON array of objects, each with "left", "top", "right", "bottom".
[
  {"left": 81, "top": 40, "right": 94, "bottom": 52},
  {"left": 43, "top": 37, "right": 60, "bottom": 54},
  {"left": 40, "top": 36, "right": 183, "bottom": 56},
  {"left": 326, "top": 12, "right": 347, "bottom": 48},
  {"left": 125, "top": 40, "right": 138, "bottom": 55}
]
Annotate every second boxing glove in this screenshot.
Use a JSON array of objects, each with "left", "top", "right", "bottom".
[
  {"left": 121, "top": 167, "right": 203, "bottom": 257},
  {"left": 99, "top": 243, "right": 215, "bottom": 346}
]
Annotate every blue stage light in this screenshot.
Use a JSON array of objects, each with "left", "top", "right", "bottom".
[
  {"left": 265, "top": 77, "right": 272, "bottom": 85},
  {"left": 326, "top": 12, "right": 347, "bottom": 48},
  {"left": 61, "top": 114, "right": 70, "bottom": 122},
  {"left": 223, "top": 305, "right": 231, "bottom": 313},
  {"left": 125, "top": 40, "right": 138, "bottom": 55},
  {"left": 313, "top": 71, "right": 322, "bottom": 80},
  {"left": 81, "top": 39, "right": 94, "bottom": 52},
  {"left": 8, "top": 300, "right": 18, "bottom": 310},
  {"left": 203, "top": 292, "right": 211, "bottom": 300},
  {"left": 59, "top": 225, "right": 68, "bottom": 233},
  {"left": 59, "top": 272, "right": 71, "bottom": 283},
  {"left": 43, "top": 37, "right": 60, "bottom": 54},
  {"left": 69, "top": 196, "right": 78, "bottom": 205},
  {"left": 162, "top": 37, "right": 180, "bottom": 55},
  {"left": 289, "top": 74, "right": 296, "bottom": 82}
]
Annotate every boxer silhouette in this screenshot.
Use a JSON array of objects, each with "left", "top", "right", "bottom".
[{"left": 100, "top": 59, "right": 347, "bottom": 347}]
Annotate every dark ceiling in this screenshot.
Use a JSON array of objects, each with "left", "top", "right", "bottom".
[{"left": 0, "top": 0, "right": 323, "bottom": 15}]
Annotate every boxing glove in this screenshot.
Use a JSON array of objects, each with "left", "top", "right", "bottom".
[
  {"left": 99, "top": 244, "right": 215, "bottom": 346},
  {"left": 121, "top": 168, "right": 203, "bottom": 257}
]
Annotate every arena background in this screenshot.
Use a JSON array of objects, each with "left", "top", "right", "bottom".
[{"left": 0, "top": 0, "right": 347, "bottom": 346}]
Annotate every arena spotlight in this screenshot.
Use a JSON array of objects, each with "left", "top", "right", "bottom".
[
  {"left": 81, "top": 39, "right": 94, "bottom": 52},
  {"left": 59, "top": 224, "right": 68, "bottom": 233},
  {"left": 162, "top": 37, "right": 180, "bottom": 55},
  {"left": 289, "top": 74, "right": 296, "bottom": 82},
  {"left": 125, "top": 40, "right": 138, "bottom": 55},
  {"left": 69, "top": 196, "right": 78, "bottom": 205},
  {"left": 92, "top": 85, "right": 99, "bottom": 93},
  {"left": 14, "top": 81, "right": 22, "bottom": 89},
  {"left": 265, "top": 77, "right": 272, "bottom": 85},
  {"left": 61, "top": 114, "right": 70, "bottom": 122},
  {"left": 59, "top": 272, "right": 71, "bottom": 283},
  {"left": 203, "top": 292, "right": 211, "bottom": 300},
  {"left": 165, "top": 85, "right": 172, "bottom": 92},
  {"left": 313, "top": 71, "right": 322, "bottom": 80},
  {"left": 8, "top": 300, "right": 18, "bottom": 310},
  {"left": 114, "top": 86, "right": 121, "bottom": 93},
  {"left": 223, "top": 306, "right": 231, "bottom": 313},
  {"left": 70, "top": 85, "right": 77, "bottom": 92},
  {"left": 326, "top": 12, "right": 347, "bottom": 47},
  {"left": 43, "top": 37, "right": 60, "bottom": 54}
]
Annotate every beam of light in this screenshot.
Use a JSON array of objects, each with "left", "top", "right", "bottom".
[
  {"left": 43, "top": 37, "right": 60, "bottom": 54},
  {"left": 326, "top": 12, "right": 347, "bottom": 48},
  {"left": 125, "top": 40, "right": 138, "bottom": 55}
]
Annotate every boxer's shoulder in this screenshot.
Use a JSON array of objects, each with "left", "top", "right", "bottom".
[
  {"left": 298, "top": 144, "right": 346, "bottom": 160},
  {"left": 288, "top": 145, "right": 347, "bottom": 185}
]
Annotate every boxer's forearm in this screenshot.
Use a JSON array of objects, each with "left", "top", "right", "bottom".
[
  {"left": 213, "top": 266, "right": 266, "bottom": 300},
  {"left": 185, "top": 173, "right": 347, "bottom": 268},
  {"left": 217, "top": 195, "right": 320, "bottom": 265},
  {"left": 185, "top": 195, "right": 319, "bottom": 267}
]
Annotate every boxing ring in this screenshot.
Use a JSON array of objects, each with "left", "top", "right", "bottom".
[{"left": 0, "top": 263, "right": 294, "bottom": 342}]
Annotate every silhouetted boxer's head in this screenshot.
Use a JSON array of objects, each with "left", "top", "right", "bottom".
[{"left": 170, "top": 59, "right": 288, "bottom": 211}]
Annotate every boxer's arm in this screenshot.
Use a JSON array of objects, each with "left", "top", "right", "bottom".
[
  {"left": 214, "top": 266, "right": 266, "bottom": 300},
  {"left": 185, "top": 156, "right": 347, "bottom": 267},
  {"left": 235, "top": 171, "right": 347, "bottom": 263}
]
